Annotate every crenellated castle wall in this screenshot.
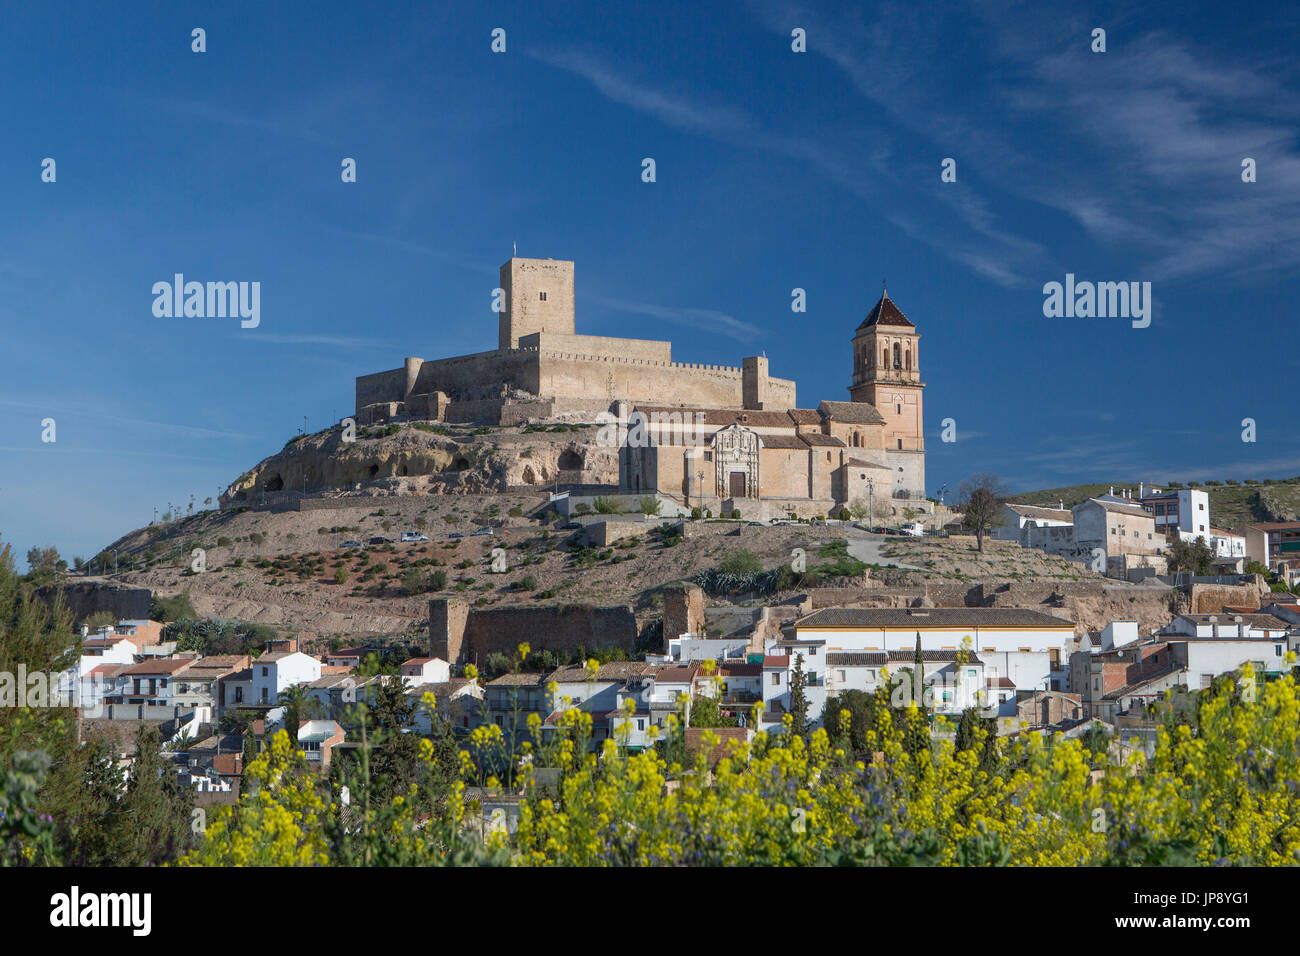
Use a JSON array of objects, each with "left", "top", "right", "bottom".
[{"left": 355, "top": 344, "right": 797, "bottom": 421}]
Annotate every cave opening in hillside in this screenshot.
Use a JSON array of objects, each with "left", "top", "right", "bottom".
[
  {"left": 522, "top": 465, "right": 536, "bottom": 485},
  {"left": 558, "top": 450, "right": 584, "bottom": 471},
  {"left": 265, "top": 474, "right": 284, "bottom": 492},
  {"left": 454, "top": 457, "right": 470, "bottom": 471},
  {"left": 368, "top": 465, "right": 379, "bottom": 479}
]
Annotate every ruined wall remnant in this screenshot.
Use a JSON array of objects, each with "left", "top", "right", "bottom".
[
  {"left": 429, "top": 598, "right": 637, "bottom": 665},
  {"left": 662, "top": 583, "right": 706, "bottom": 639}
]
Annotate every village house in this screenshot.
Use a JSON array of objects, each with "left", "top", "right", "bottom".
[
  {"left": 1242, "top": 522, "right": 1300, "bottom": 584},
  {"left": 105, "top": 658, "right": 197, "bottom": 709},
  {"left": 991, "top": 502, "right": 1072, "bottom": 542},
  {"left": 1134, "top": 486, "right": 1210, "bottom": 540},
  {"left": 717, "top": 662, "right": 763, "bottom": 719},
  {"left": 1160, "top": 612, "right": 1292, "bottom": 640},
  {"left": 400, "top": 656, "right": 451, "bottom": 688},
  {"left": 305, "top": 673, "right": 383, "bottom": 722},
  {"left": 1072, "top": 497, "right": 1163, "bottom": 560},
  {"left": 172, "top": 655, "right": 248, "bottom": 711},
  {"left": 818, "top": 650, "right": 988, "bottom": 718},
  {"left": 483, "top": 672, "right": 550, "bottom": 747},
  {"left": 249, "top": 649, "right": 322, "bottom": 708},
  {"left": 297, "top": 719, "right": 346, "bottom": 771},
  {"left": 782, "top": 606, "right": 1076, "bottom": 704},
  {"left": 407, "top": 677, "right": 483, "bottom": 734}
]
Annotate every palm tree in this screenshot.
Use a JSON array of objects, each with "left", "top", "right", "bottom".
[{"left": 277, "top": 684, "right": 323, "bottom": 742}]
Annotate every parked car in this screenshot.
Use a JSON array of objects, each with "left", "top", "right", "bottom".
[
  {"left": 340, "top": 540, "right": 364, "bottom": 548},
  {"left": 400, "top": 531, "right": 430, "bottom": 542},
  {"left": 447, "top": 532, "right": 465, "bottom": 539},
  {"left": 367, "top": 536, "right": 392, "bottom": 545},
  {"left": 470, "top": 527, "right": 494, "bottom": 537}
]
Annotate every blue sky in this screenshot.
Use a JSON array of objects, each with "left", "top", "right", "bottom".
[{"left": 3, "top": 0, "right": 1299, "bottom": 565}]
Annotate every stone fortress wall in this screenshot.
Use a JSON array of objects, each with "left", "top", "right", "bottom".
[
  {"left": 429, "top": 597, "right": 638, "bottom": 665},
  {"left": 355, "top": 257, "right": 796, "bottom": 426}
]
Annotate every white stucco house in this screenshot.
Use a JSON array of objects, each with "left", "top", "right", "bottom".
[
  {"left": 400, "top": 657, "right": 451, "bottom": 688},
  {"left": 250, "top": 651, "right": 322, "bottom": 707}
]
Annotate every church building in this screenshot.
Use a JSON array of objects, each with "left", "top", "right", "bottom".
[{"left": 619, "top": 287, "right": 927, "bottom": 519}]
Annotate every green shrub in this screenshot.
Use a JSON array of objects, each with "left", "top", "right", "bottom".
[
  {"left": 718, "top": 549, "right": 762, "bottom": 577},
  {"left": 151, "top": 590, "right": 196, "bottom": 622}
]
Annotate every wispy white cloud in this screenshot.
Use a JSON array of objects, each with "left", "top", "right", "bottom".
[
  {"left": 534, "top": 50, "right": 754, "bottom": 135},
  {"left": 239, "top": 332, "right": 393, "bottom": 350},
  {"left": 0, "top": 398, "right": 252, "bottom": 441},
  {"left": 536, "top": 36, "right": 1031, "bottom": 287},
  {"left": 151, "top": 95, "right": 332, "bottom": 145},
  {"left": 586, "top": 292, "right": 764, "bottom": 342},
  {"left": 751, "top": 0, "right": 1300, "bottom": 285}
]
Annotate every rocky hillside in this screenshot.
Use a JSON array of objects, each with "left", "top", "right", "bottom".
[
  {"left": 84, "top": 492, "right": 1138, "bottom": 644},
  {"left": 221, "top": 421, "right": 618, "bottom": 506}
]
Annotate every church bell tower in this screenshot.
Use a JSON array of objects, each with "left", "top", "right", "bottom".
[{"left": 849, "top": 285, "right": 925, "bottom": 496}]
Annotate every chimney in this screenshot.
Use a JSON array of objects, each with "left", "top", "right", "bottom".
[
  {"left": 1059, "top": 499, "right": 1064, "bottom": 510},
  {"left": 1139, "top": 481, "right": 1145, "bottom": 497}
]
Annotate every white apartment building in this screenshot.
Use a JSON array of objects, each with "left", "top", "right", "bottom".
[
  {"left": 1135, "top": 487, "right": 1210, "bottom": 541},
  {"left": 760, "top": 607, "right": 1077, "bottom": 729}
]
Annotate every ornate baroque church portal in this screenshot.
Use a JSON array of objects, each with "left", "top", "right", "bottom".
[{"left": 712, "top": 424, "right": 759, "bottom": 499}]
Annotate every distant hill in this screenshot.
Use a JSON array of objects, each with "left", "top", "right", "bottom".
[{"left": 1012, "top": 478, "right": 1300, "bottom": 531}]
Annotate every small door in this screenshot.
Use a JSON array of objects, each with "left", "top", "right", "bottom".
[{"left": 729, "top": 471, "right": 746, "bottom": 498}]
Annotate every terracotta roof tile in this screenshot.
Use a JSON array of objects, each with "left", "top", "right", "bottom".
[
  {"left": 857, "top": 294, "right": 915, "bottom": 330},
  {"left": 759, "top": 435, "right": 808, "bottom": 450},
  {"left": 818, "top": 400, "right": 886, "bottom": 425},
  {"left": 799, "top": 433, "right": 847, "bottom": 447}
]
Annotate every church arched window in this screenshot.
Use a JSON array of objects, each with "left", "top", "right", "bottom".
[
  {"left": 882, "top": 346, "right": 888, "bottom": 367},
  {"left": 905, "top": 348, "right": 911, "bottom": 370},
  {"left": 892, "top": 343, "right": 901, "bottom": 368}
]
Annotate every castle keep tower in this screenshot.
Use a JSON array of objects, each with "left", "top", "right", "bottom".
[
  {"left": 498, "top": 257, "right": 575, "bottom": 349},
  {"left": 848, "top": 288, "right": 926, "bottom": 498}
]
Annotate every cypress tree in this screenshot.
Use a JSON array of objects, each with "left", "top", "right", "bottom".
[
  {"left": 788, "top": 654, "right": 809, "bottom": 739},
  {"left": 913, "top": 632, "right": 927, "bottom": 715}
]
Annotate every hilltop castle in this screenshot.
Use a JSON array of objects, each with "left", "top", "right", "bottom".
[{"left": 354, "top": 257, "right": 926, "bottom": 510}]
